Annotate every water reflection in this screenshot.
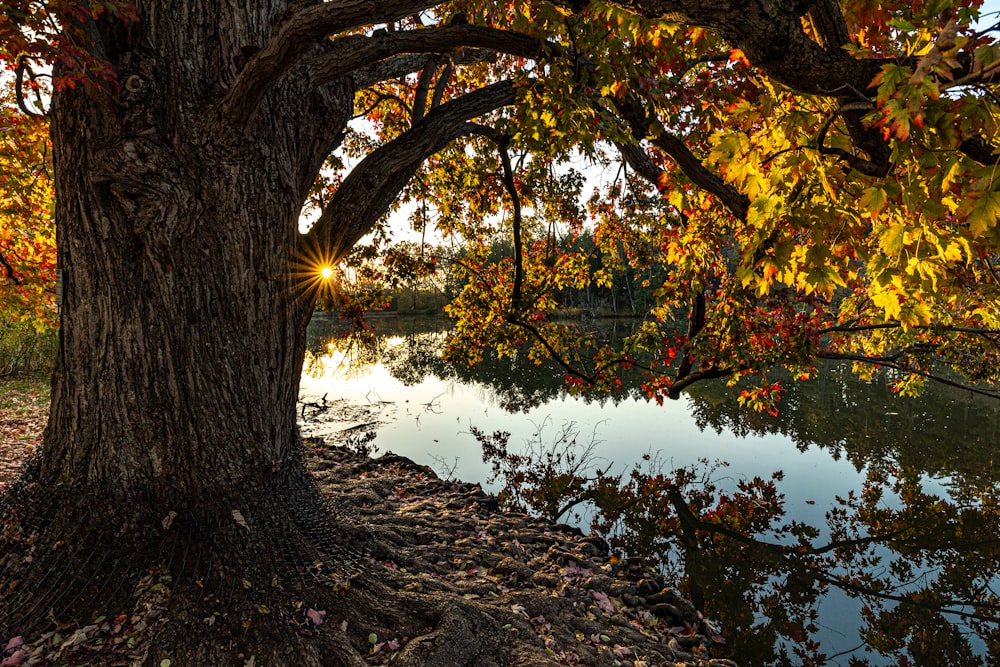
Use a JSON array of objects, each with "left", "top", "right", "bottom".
[
  {"left": 306, "top": 315, "right": 646, "bottom": 412},
  {"left": 686, "top": 366, "right": 1000, "bottom": 487},
  {"left": 679, "top": 376, "right": 1000, "bottom": 665},
  {"left": 303, "top": 315, "right": 1000, "bottom": 666}
]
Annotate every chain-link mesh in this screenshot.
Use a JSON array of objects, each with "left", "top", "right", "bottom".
[{"left": 0, "top": 444, "right": 370, "bottom": 638}]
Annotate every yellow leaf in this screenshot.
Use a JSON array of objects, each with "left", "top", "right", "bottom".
[
  {"left": 879, "top": 224, "right": 906, "bottom": 255},
  {"left": 899, "top": 301, "right": 932, "bottom": 328},
  {"left": 871, "top": 287, "right": 903, "bottom": 320},
  {"left": 861, "top": 186, "right": 888, "bottom": 217},
  {"left": 939, "top": 157, "right": 962, "bottom": 193},
  {"left": 968, "top": 191, "right": 1000, "bottom": 237}
]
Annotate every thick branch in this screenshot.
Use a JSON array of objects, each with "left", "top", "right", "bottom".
[
  {"left": 805, "top": 0, "right": 850, "bottom": 49},
  {"left": 616, "top": 136, "right": 749, "bottom": 220},
  {"left": 312, "top": 24, "right": 542, "bottom": 90},
  {"left": 615, "top": 104, "right": 750, "bottom": 219},
  {"left": 410, "top": 60, "right": 439, "bottom": 122},
  {"left": 308, "top": 80, "right": 517, "bottom": 259},
  {"left": 653, "top": 131, "right": 751, "bottom": 217},
  {"left": 430, "top": 59, "right": 455, "bottom": 109},
  {"left": 668, "top": 366, "right": 736, "bottom": 397},
  {"left": 594, "top": 0, "right": 882, "bottom": 99},
  {"left": 615, "top": 142, "right": 664, "bottom": 188},
  {"left": 350, "top": 46, "right": 504, "bottom": 91},
  {"left": 221, "top": 0, "right": 442, "bottom": 127},
  {"left": 351, "top": 54, "right": 438, "bottom": 90},
  {"left": 573, "top": 0, "right": 898, "bottom": 174}
]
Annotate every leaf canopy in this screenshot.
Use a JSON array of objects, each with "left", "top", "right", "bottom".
[{"left": 2, "top": 0, "right": 1000, "bottom": 403}]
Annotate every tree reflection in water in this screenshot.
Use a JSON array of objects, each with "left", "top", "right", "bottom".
[{"left": 306, "top": 317, "right": 1000, "bottom": 665}]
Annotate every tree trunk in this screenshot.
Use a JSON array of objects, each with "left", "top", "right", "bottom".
[
  {"left": 44, "top": 102, "right": 312, "bottom": 500},
  {"left": 0, "top": 3, "right": 377, "bottom": 662},
  {"left": 34, "top": 1, "right": 355, "bottom": 499}
]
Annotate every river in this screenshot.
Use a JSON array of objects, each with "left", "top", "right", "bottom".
[{"left": 299, "top": 314, "right": 1000, "bottom": 666}]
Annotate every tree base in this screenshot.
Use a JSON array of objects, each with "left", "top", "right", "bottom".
[{"left": 1, "top": 446, "right": 738, "bottom": 666}]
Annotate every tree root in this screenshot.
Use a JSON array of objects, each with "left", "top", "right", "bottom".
[{"left": 0, "top": 446, "right": 738, "bottom": 666}]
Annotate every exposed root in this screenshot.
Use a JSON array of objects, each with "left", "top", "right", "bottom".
[{"left": 1, "top": 445, "right": 738, "bottom": 666}]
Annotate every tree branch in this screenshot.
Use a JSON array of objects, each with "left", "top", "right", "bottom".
[
  {"left": 496, "top": 136, "right": 524, "bottom": 311},
  {"left": 565, "top": 0, "right": 899, "bottom": 175},
  {"left": 0, "top": 249, "right": 22, "bottom": 285},
  {"left": 429, "top": 58, "right": 455, "bottom": 109},
  {"left": 590, "top": 0, "right": 884, "bottom": 100},
  {"left": 652, "top": 130, "right": 752, "bottom": 217},
  {"left": 617, "top": 132, "right": 751, "bottom": 218},
  {"left": 615, "top": 141, "right": 664, "bottom": 190},
  {"left": 819, "top": 321, "right": 1000, "bottom": 337},
  {"left": 314, "top": 23, "right": 542, "bottom": 89},
  {"left": 805, "top": 0, "right": 851, "bottom": 49},
  {"left": 410, "top": 59, "right": 439, "bottom": 122},
  {"left": 221, "top": 0, "right": 443, "bottom": 128},
  {"left": 308, "top": 80, "right": 517, "bottom": 260},
  {"left": 817, "top": 351, "right": 1000, "bottom": 399},
  {"left": 614, "top": 103, "right": 750, "bottom": 219},
  {"left": 351, "top": 54, "right": 438, "bottom": 90},
  {"left": 816, "top": 106, "right": 891, "bottom": 177},
  {"left": 15, "top": 57, "right": 48, "bottom": 118}
]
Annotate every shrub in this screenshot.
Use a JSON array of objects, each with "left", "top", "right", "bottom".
[{"left": 0, "top": 321, "right": 57, "bottom": 378}]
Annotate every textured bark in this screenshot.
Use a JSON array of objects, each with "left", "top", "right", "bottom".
[
  {"left": 221, "top": 0, "right": 441, "bottom": 127},
  {"left": 42, "top": 1, "right": 350, "bottom": 499},
  {"left": 1, "top": 2, "right": 361, "bottom": 658}
]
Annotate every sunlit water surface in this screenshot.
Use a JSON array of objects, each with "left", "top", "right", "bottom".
[{"left": 299, "top": 316, "right": 1000, "bottom": 666}]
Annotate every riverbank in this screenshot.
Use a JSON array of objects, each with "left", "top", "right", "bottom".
[
  {"left": 1, "top": 378, "right": 736, "bottom": 666},
  {"left": 304, "top": 443, "right": 736, "bottom": 665}
]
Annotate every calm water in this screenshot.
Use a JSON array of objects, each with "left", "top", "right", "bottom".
[{"left": 300, "top": 315, "right": 1000, "bottom": 666}]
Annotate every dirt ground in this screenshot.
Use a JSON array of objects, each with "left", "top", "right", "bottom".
[{"left": 0, "top": 377, "right": 48, "bottom": 491}]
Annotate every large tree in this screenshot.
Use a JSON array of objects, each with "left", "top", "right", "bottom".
[{"left": 0, "top": 0, "right": 998, "bottom": 663}]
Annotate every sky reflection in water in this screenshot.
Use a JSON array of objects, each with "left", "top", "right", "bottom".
[{"left": 299, "top": 316, "right": 1000, "bottom": 666}]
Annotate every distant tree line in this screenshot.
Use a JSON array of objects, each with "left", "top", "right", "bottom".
[{"left": 368, "top": 229, "right": 671, "bottom": 318}]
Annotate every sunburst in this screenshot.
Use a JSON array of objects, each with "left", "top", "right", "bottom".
[{"left": 287, "top": 233, "right": 339, "bottom": 308}]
